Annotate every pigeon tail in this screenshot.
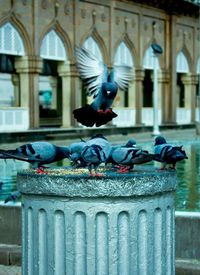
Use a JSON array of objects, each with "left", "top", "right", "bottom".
[
  {"left": 73, "top": 104, "right": 98, "bottom": 127},
  {"left": 73, "top": 105, "right": 117, "bottom": 127},
  {"left": 95, "top": 109, "right": 117, "bottom": 127}
]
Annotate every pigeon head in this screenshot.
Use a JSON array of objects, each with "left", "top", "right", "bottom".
[
  {"left": 125, "top": 139, "right": 136, "bottom": 147},
  {"left": 154, "top": 136, "right": 167, "bottom": 146},
  {"left": 102, "top": 82, "right": 118, "bottom": 99}
]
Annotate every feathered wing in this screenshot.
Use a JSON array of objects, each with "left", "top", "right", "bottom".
[
  {"left": 110, "top": 65, "right": 133, "bottom": 91},
  {"left": 75, "top": 46, "right": 108, "bottom": 97}
]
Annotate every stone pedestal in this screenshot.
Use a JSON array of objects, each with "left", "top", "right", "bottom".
[{"left": 17, "top": 168, "right": 177, "bottom": 275}]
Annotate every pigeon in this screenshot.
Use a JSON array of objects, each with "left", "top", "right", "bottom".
[
  {"left": 68, "top": 140, "right": 87, "bottom": 167},
  {"left": 0, "top": 142, "right": 70, "bottom": 173},
  {"left": 110, "top": 146, "right": 155, "bottom": 173},
  {"left": 0, "top": 182, "right": 3, "bottom": 191},
  {"left": 80, "top": 134, "right": 111, "bottom": 176},
  {"left": 153, "top": 136, "right": 188, "bottom": 170},
  {"left": 4, "top": 191, "right": 21, "bottom": 204},
  {"left": 73, "top": 46, "right": 132, "bottom": 127},
  {"left": 106, "top": 138, "right": 137, "bottom": 166}
]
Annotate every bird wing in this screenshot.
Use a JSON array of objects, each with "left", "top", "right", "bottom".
[
  {"left": 110, "top": 65, "right": 133, "bottom": 91},
  {"left": 75, "top": 46, "right": 108, "bottom": 97}
]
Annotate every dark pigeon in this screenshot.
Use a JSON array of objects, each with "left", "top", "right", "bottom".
[
  {"left": 73, "top": 46, "right": 132, "bottom": 127},
  {"left": 110, "top": 146, "right": 154, "bottom": 173},
  {"left": 0, "top": 142, "right": 70, "bottom": 173},
  {"left": 81, "top": 134, "right": 111, "bottom": 176},
  {"left": 153, "top": 136, "right": 188, "bottom": 169},
  {"left": 68, "top": 140, "right": 87, "bottom": 168},
  {"left": 4, "top": 191, "right": 21, "bottom": 204}
]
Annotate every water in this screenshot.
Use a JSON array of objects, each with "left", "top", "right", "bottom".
[{"left": 0, "top": 140, "right": 200, "bottom": 211}]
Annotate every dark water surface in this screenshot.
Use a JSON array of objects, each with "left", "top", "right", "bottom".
[{"left": 0, "top": 139, "right": 199, "bottom": 211}]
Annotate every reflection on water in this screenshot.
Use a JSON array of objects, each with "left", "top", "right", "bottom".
[
  {"left": 0, "top": 141, "right": 200, "bottom": 211},
  {"left": 175, "top": 142, "right": 200, "bottom": 211}
]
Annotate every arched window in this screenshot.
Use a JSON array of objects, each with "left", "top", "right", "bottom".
[
  {"left": 114, "top": 42, "right": 134, "bottom": 67},
  {"left": 40, "top": 30, "right": 67, "bottom": 61},
  {"left": 143, "top": 46, "right": 160, "bottom": 69},
  {"left": 83, "top": 36, "right": 103, "bottom": 61},
  {"left": 0, "top": 22, "right": 25, "bottom": 55},
  {"left": 176, "top": 51, "right": 189, "bottom": 73}
]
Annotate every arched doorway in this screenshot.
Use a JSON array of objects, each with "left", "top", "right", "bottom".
[
  {"left": 112, "top": 41, "right": 135, "bottom": 126},
  {"left": 142, "top": 46, "right": 161, "bottom": 125},
  {"left": 40, "top": 30, "right": 68, "bottom": 127},
  {"left": 0, "top": 22, "right": 28, "bottom": 131}
]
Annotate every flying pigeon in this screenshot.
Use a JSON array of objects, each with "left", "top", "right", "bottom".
[
  {"left": 4, "top": 191, "right": 21, "bottom": 204},
  {"left": 81, "top": 134, "right": 111, "bottom": 176},
  {"left": 0, "top": 142, "right": 70, "bottom": 173},
  {"left": 153, "top": 136, "right": 188, "bottom": 170},
  {"left": 73, "top": 46, "right": 132, "bottom": 127},
  {"left": 110, "top": 146, "right": 155, "bottom": 173}
]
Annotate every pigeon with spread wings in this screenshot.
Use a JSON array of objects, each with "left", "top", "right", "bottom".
[{"left": 73, "top": 46, "right": 132, "bottom": 127}]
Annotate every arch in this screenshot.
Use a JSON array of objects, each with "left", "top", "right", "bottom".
[
  {"left": 0, "top": 15, "right": 32, "bottom": 55},
  {"left": 113, "top": 41, "right": 134, "bottom": 67},
  {"left": 176, "top": 51, "right": 190, "bottom": 73},
  {"left": 83, "top": 36, "right": 103, "bottom": 61},
  {"left": 40, "top": 30, "right": 67, "bottom": 61},
  {"left": 40, "top": 21, "right": 73, "bottom": 62},
  {"left": 80, "top": 28, "right": 108, "bottom": 63},
  {"left": 113, "top": 33, "right": 137, "bottom": 67},
  {"left": 0, "top": 22, "right": 25, "bottom": 55},
  {"left": 142, "top": 46, "right": 160, "bottom": 69}
]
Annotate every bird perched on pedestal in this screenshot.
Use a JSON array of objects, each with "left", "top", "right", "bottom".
[
  {"left": 109, "top": 145, "right": 154, "bottom": 173},
  {"left": 0, "top": 142, "right": 70, "bottom": 173},
  {"left": 153, "top": 136, "right": 188, "bottom": 170},
  {"left": 80, "top": 134, "right": 111, "bottom": 176},
  {"left": 4, "top": 191, "right": 21, "bottom": 204},
  {"left": 68, "top": 140, "right": 87, "bottom": 168},
  {"left": 73, "top": 46, "right": 132, "bottom": 127}
]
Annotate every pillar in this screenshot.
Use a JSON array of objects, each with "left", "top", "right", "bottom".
[
  {"left": 15, "top": 56, "right": 43, "bottom": 128},
  {"left": 158, "top": 71, "right": 170, "bottom": 123},
  {"left": 131, "top": 68, "right": 145, "bottom": 124},
  {"left": 57, "top": 62, "right": 72, "bottom": 128},
  {"left": 181, "top": 74, "right": 198, "bottom": 122}
]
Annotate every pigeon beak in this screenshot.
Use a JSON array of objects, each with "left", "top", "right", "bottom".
[{"left": 107, "top": 90, "right": 111, "bottom": 95}]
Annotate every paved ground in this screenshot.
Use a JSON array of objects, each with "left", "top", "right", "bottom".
[{"left": 0, "top": 264, "right": 21, "bottom": 275}]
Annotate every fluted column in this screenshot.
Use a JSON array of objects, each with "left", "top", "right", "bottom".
[{"left": 18, "top": 168, "right": 177, "bottom": 275}]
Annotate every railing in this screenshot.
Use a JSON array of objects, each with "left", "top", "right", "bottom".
[
  {"left": 0, "top": 107, "right": 29, "bottom": 131},
  {"left": 112, "top": 108, "right": 135, "bottom": 126}
]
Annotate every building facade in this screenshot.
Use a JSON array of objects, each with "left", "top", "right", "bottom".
[{"left": 0, "top": 0, "right": 199, "bottom": 131}]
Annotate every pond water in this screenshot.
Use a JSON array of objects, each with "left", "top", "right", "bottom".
[{"left": 0, "top": 140, "right": 199, "bottom": 212}]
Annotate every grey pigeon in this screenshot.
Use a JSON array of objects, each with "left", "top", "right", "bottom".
[
  {"left": 73, "top": 46, "right": 132, "bottom": 127},
  {"left": 4, "top": 191, "right": 21, "bottom": 204},
  {"left": 110, "top": 146, "right": 154, "bottom": 173},
  {"left": 0, "top": 142, "right": 70, "bottom": 173},
  {"left": 153, "top": 136, "right": 188, "bottom": 169},
  {"left": 68, "top": 140, "right": 87, "bottom": 167},
  {"left": 81, "top": 134, "right": 111, "bottom": 176},
  {"left": 106, "top": 138, "right": 137, "bottom": 166}
]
